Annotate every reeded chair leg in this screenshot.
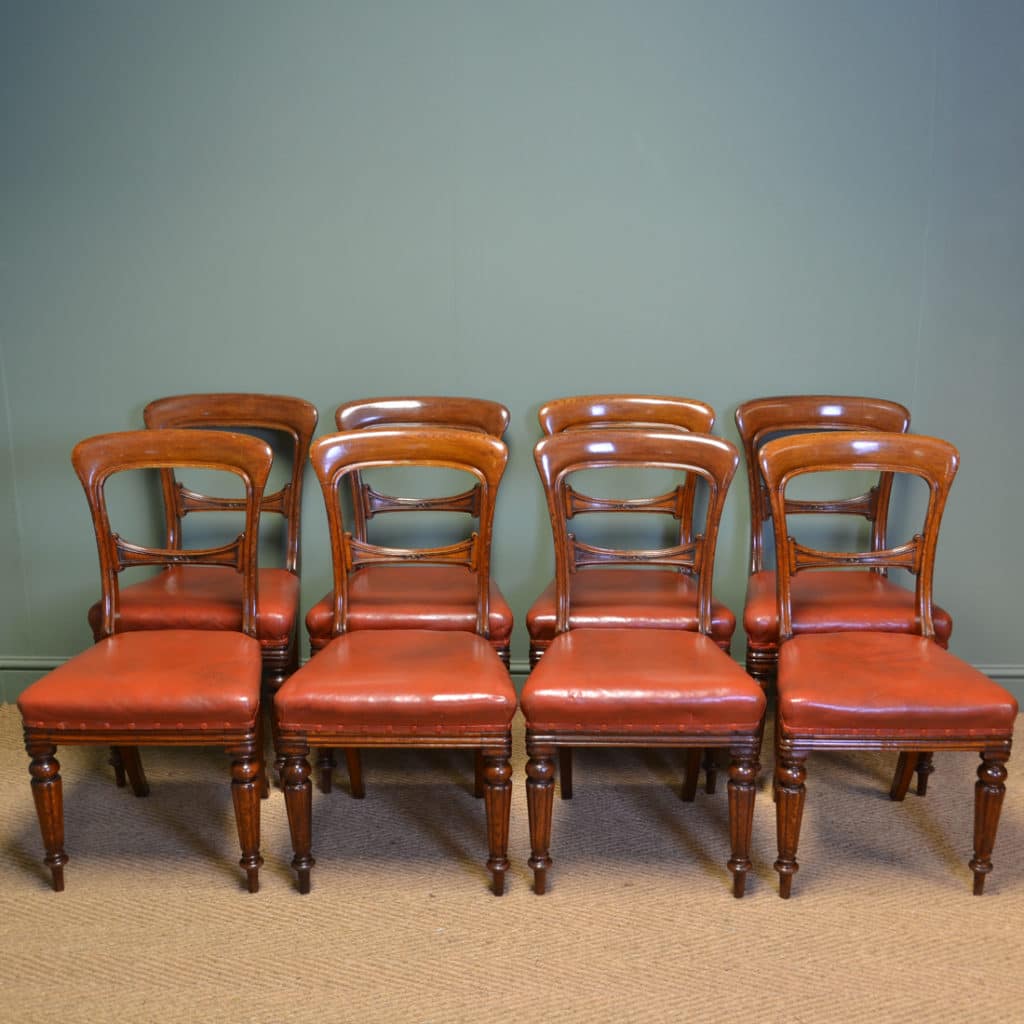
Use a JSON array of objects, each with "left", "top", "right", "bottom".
[
  {"left": 774, "top": 752, "right": 807, "bottom": 898},
  {"left": 228, "top": 739, "right": 263, "bottom": 893},
  {"left": 558, "top": 747, "right": 573, "bottom": 799},
  {"left": 526, "top": 743, "right": 556, "bottom": 894},
  {"left": 482, "top": 743, "right": 512, "bottom": 895},
  {"left": 970, "top": 750, "right": 1009, "bottom": 895},
  {"left": 282, "top": 744, "right": 315, "bottom": 894},
  {"left": 120, "top": 746, "right": 150, "bottom": 798},
  {"left": 727, "top": 747, "right": 759, "bottom": 898},
  {"left": 28, "top": 742, "right": 68, "bottom": 892}
]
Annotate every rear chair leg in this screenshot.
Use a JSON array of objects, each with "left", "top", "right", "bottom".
[
  {"left": 120, "top": 746, "right": 150, "bottom": 798},
  {"left": 890, "top": 752, "right": 916, "bottom": 801},
  {"left": 558, "top": 748, "right": 573, "bottom": 799},
  {"left": 681, "top": 749, "right": 701, "bottom": 802}
]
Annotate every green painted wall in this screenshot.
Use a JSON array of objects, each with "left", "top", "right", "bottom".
[{"left": 2, "top": 1, "right": 1022, "bottom": 695}]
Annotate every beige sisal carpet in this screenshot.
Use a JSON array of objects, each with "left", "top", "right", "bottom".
[{"left": 1, "top": 703, "right": 1022, "bottom": 1023}]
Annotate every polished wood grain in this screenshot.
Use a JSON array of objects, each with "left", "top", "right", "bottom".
[
  {"left": 275, "top": 426, "right": 515, "bottom": 895},
  {"left": 761, "top": 430, "right": 1015, "bottom": 897},
  {"left": 524, "top": 428, "right": 765, "bottom": 897},
  {"left": 21, "top": 429, "right": 271, "bottom": 892}
]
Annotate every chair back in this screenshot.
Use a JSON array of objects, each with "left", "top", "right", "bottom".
[
  {"left": 735, "top": 395, "right": 911, "bottom": 574},
  {"left": 539, "top": 395, "right": 716, "bottom": 547},
  {"left": 73, "top": 429, "right": 273, "bottom": 639},
  {"left": 311, "top": 427, "right": 509, "bottom": 638},
  {"left": 335, "top": 396, "right": 509, "bottom": 542},
  {"left": 758, "top": 431, "right": 959, "bottom": 642},
  {"left": 143, "top": 393, "right": 318, "bottom": 574},
  {"left": 533, "top": 429, "right": 739, "bottom": 636}
]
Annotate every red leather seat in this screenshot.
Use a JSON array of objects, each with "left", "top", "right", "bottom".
[
  {"left": 521, "top": 428, "right": 764, "bottom": 898},
  {"left": 523, "top": 629, "right": 763, "bottom": 734},
  {"left": 744, "top": 570, "right": 952, "bottom": 646},
  {"left": 278, "top": 630, "right": 515, "bottom": 736},
  {"left": 274, "top": 426, "right": 516, "bottom": 896},
  {"left": 18, "top": 428, "right": 272, "bottom": 893},
  {"left": 90, "top": 566, "right": 300, "bottom": 650},
  {"left": 762, "top": 431, "right": 1017, "bottom": 898},
  {"left": 306, "top": 566, "right": 513, "bottom": 655},
  {"left": 527, "top": 569, "right": 735, "bottom": 658}
]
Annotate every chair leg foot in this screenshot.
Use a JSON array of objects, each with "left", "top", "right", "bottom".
[
  {"left": 282, "top": 745, "right": 315, "bottom": 894},
  {"left": 774, "top": 752, "right": 806, "bottom": 899},
  {"left": 28, "top": 743, "right": 69, "bottom": 892},
  {"left": 482, "top": 743, "right": 512, "bottom": 896},
  {"left": 229, "top": 739, "right": 263, "bottom": 894},
  {"left": 727, "top": 747, "right": 758, "bottom": 898},
  {"left": 527, "top": 743, "right": 555, "bottom": 895},
  {"left": 970, "top": 750, "right": 1008, "bottom": 895}
]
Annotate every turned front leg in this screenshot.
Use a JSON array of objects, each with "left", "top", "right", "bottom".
[
  {"left": 228, "top": 738, "right": 263, "bottom": 893},
  {"left": 774, "top": 752, "right": 807, "bottom": 899},
  {"left": 970, "top": 750, "right": 1009, "bottom": 895},
  {"left": 282, "top": 743, "right": 315, "bottom": 893},
  {"left": 526, "top": 742, "right": 556, "bottom": 894},
  {"left": 27, "top": 742, "right": 68, "bottom": 892},
  {"left": 727, "top": 747, "right": 759, "bottom": 898},
  {"left": 482, "top": 744, "right": 512, "bottom": 895}
]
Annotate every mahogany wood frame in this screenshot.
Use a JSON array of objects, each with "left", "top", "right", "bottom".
[
  {"left": 525, "top": 429, "right": 763, "bottom": 897},
  {"left": 276, "top": 427, "right": 514, "bottom": 895},
  {"left": 315, "top": 397, "right": 511, "bottom": 800},
  {"left": 531, "top": 396, "right": 725, "bottom": 800},
  {"left": 22, "top": 429, "right": 272, "bottom": 892},
  {"left": 762, "top": 431, "right": 1013, "bottom": 897}
]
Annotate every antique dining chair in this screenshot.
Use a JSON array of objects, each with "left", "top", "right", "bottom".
[
  {"left": 19, "top": 429, "right": 271, "bottom": 892},
  {"left": 275, "top": 427, "right": 517, "bottom": 895},
  {"left": 736, "top": 395, "right": 954, "bottom": 795},
  {"left": 521, "top": 429, "right": 766, "bottom": 897},
  {"left": 86, "top": 394, "right": 317, "bottom": 786},
  {"left": 305, "top": 397, "right": 514, "bottom": 797},
  {"left": 762, "top": 431, "right": 1016, "bottom": 897},
  {"left": 526, "top": 396, "right": 736, "bottom": 800}
]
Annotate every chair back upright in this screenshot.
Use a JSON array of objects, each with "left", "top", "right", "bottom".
[
  {"left": 335, "top": 397, "right": 509, "bottom": 544},
  {"left": 311, "top": 426, "right": 509, "bottom": 640},
  {"left": 735, "top": 395, "right": 911, "bottom": 575},
  {"left": 758, "top": 431, "right": 959, "bottom": 643},
  {"left": 538, "top": 395, "right": 716, "bottom": 550},
  {"left": 144, "top": 393, "right": 318, "bottom": 575},
  {"left": 533, "top": 429, "right": 739, "bottom": 637},
  {"left": 72, "top": 429, "right": 273, "bottom": 640}
]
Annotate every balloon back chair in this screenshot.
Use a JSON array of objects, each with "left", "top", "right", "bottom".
[
  {"left": 305, "top": 397, "right": 514, "bottom": 797},
  {"left": 274, "top": 427, "right": 517, "bottom": 895},
  {"left": 19, "top": 429, "right": 271, "bottom": 892},
  {"left": 90, "top": 393, "right": 318, "bottom": 686},
  {"left": 761, "top": 431, "right": 1016, "bottom": 897},
  {"left": 526, "top": 396, "right": 737, "bottom": 799},
  {"left": 521, "top": 429, "right": 766, "bottom": 897}
]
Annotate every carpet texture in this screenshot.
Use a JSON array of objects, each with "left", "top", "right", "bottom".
[{"left": 1, "top": 704, "right": 1021, "bottom": 1022}]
